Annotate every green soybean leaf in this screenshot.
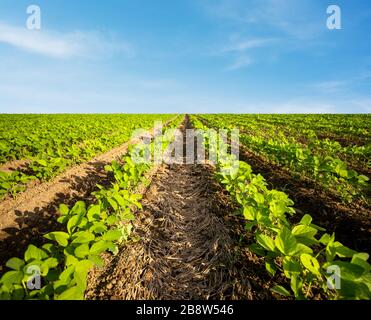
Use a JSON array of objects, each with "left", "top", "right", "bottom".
[
  {"left": 337, "top": 278, "right": 371, "bottom": 300},
  {"left": 299, "top": 214, "right": 312, "bottom": 226},
  {"left": 300, "top": 253, "right": 321, "bottom": 277},
  {"left": 44, "top": 232, "right": 70, "bottom": 247},
  {"left": 37, "top": 159, "right": 47, "bottom": 167},
  {"left": 107, "top": 198, "right": 118, "bottom": 211},
  {"left": 42, "top": 258, "right": 59, "bottom": 269},
  {"left": 333, "top": 242, "right": 357, "bottom": 258},
  {"left": 113, "top": 194, "right": 127, "bottom": 208},
  {"left": 332, "top": 261, "right": 366, "bottom": 280},
  {"left": 0, "top": 271, "right": 23, "bottom": 286},
  {"left": 42, "top": 243, "right": 55, "bottom": 254},
  {"left": 290, "top": 275, "right": 304, "bottom": 299},
  {"left": 74, "top": 244, "right": 90, "bottom": 259},
  {"left": 67, "top": 215, "right": 82, "bottom": 234},
  {"left": 319, "top": 233, "right": 334, "bottom": 246},
  {"left": 70, "top": 201, "right": 86, "bottom": 216},
  {"left": 65, "top": 254, "right": 79, "bottom": 267},
  {"left": 11, "top": 284, "right": 25, "bottom": 300},
  {"left": 121, "top": 211, "right": 135, "bottom": 221},
  {"left": 275, "top": 228, "right": 297, "bottom": 256},
  {"left": 59, "top": 204, "right": 69, "bottom": 216},
  {"left": 24, "top": 244, "right": 48, "bottom": 262},
  {"left": 5, "top": 258, "right": 25, "bottom": 271},
  {"left": 271, "top": 285, "right": 291, "bottom": 297},
  {"left": 359, "top": 174, "right": 369, "bottom": 181},
  {"left": 56, "top": 285, "right": 84, "bottom": 300},
  {"left": 106, "top": 242, "right": 118, "bottom": 255},
  {"left": 106, "top": 215, "right": 118, "bottom": 226},
  {"left": 293, "top": 243, "right": 313, "bottom": 255},
  {"left": 309, "top": 223, "right": 326, "bottom": 232},
  {"left": 76, "top": 259, "right": 94, "bottom": 274},
  {"left": 0, "top": 291, "right": 11, "bottom": 300},
  {"left": 351, "top": 252, "right": 369, "bottom": 262},
  {"left": 88, "top": 255, "right": 104, "bottom": 268},
  {"left": 87, "top": 205, "right": 101, "bottom": 222},
  {"left": 59, "top": 265, "right": 75, "bottom": 283},
  {"left": 74, "top": 260, "right": 94, "bottom": 291},
  {"left": 71, "top": 231, "right": 95, "bottom": 244},
  {"left": 292, "top": 225, "right": 317, "bottom": 239},
  {"left": 283, "top": 256, "right": 301, "bottom": 278},
  {"left": 265, "top": 260, "right": 277, "bottom": 276},
  {"left": 248, "top": 244, "right": 266, "bottom": 256},
  {"left": 253, "top": 193, "right": 265, "bottom": 205},
  {"left": 103, "top": 229, "right": 122, "bottom": 241},
  {"left": 243, "top": 206, "right": 256, "bottom": 220},
  {"left": 256, "top": 233, "right": 276, "bottom": 252},
  {"left": 104, "top": 165, "right": 113, "bottom": 172},
  {"left": 351, "top": 253, "right": 370, "bottom": 272},
  {"left": 90, "top": 240, "right": 109, "bottom": 255},
  {"left": 57, "top": 215, "right": 69, "bottom": 224},
  {"left": 90, "top": 222, "right": 107, "bottom": 234}
]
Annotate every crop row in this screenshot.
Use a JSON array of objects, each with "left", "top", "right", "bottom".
[
  {"left": 230, "top": 114, "right": 370, "bottom": 143},
  {"left": 0, "top": 114, "right": 175, "bottom": 200},
  {"left": 191, "top": 116, "right": 371, "bottom": 300},
  {"left": 197, "top": 114, "right": 370, "bottom": 170},
  {"left": 196, "top": 115, "right": 369, "bottom": 203},
  {"left": 0, "top": 117, "right": 183, "bottom": 300}
]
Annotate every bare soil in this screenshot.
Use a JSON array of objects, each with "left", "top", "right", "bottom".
[
  {"left": 86, "top": 118, "right": 273, "bottom": 299},
  {"left": 0, "top": 159, "right": 30, "bottom": 173}
]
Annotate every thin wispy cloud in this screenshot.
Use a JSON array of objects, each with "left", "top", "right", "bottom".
[
  {"left": 311, "top": 80, "right": 349, "bottom": 93},
  {"left": 222, "top": 37, "right": 278, "bottom": 52},
  {"left": 225, "top": 55, "right": 253, "bottom": 71},
  {"left": 220, "top": 36, "right": 278, "bottom": 70},
  {"left": 0, "top": 22, "right": 134, "bottom": 59},
  {"left": 202, "top": 0, "right": 323, "bottom": 39},
  {"left": 201, "top": 0, "right": 340, "bottom": 72},
  {"left": 311, "top": 73, "right": 371, "bottom": 94},
  {"left": 201, "top": 0, "right": 326, "bottom": 70}
]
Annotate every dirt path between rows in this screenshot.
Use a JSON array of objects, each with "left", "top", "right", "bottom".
[
  {"left": 86, "top": 116, "right": 272, "bottom": 300},
  {"left": 0, "top": 159, "right": 30, "bottom": 173},
  {"left": 0, "top": 117, "right": 178, "bottom": 267}
]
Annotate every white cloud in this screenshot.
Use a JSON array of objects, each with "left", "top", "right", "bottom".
[
  {"left": 225, "top": 55, "right": 253, "bottom": 70},
  {"left": 223, "top": 37, "right": 278, "bottom": 52},
  {"left": 0, "top": 22, "right": 134, "bottom": 58}
]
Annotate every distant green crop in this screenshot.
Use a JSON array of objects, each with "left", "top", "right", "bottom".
[
  {"left": 197, "top": 114, "right": 370, "bottom": 203},
  {"left": 0, "top": 114, "right": 176, "bottom": 197}
]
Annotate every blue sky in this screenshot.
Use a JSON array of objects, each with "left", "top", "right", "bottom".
[{"left": 0, "top": 0, "right": 370, "bottom": 113}]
